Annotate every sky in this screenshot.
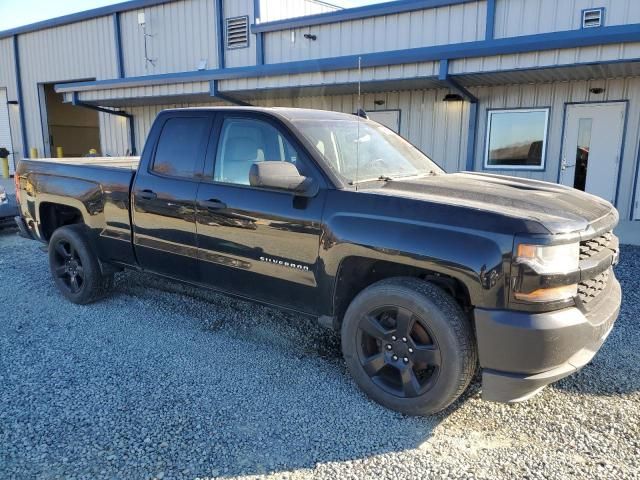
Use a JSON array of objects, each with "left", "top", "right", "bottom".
[{"left": 0, "top": 0, "right": 391, "bottom": 31}]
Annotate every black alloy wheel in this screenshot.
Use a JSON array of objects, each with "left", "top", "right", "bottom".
[
  {"left": 51, "top": 239, "right": 85, "bottom": 294},
  {"left": 48, "top": 224, "right": 114, "bottom": 304},
  {"left": 357, "top": 305, "right": 441, "bottom": 398},
  {"left": 341, "top": 277, "right": 477, "bottom": 415}
]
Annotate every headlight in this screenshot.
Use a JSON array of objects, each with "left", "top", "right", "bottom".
[
  {"left": 513, "top": 242, "right": 579, "bottom": 303},
  {"left": 515, "top": 243, "right": 579, "bottom": 275}
]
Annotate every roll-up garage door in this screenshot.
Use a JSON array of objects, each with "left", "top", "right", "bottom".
[{"left": 0, "top": 89, "right": 15, "bottom": 174}]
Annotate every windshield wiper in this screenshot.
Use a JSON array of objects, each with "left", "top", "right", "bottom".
[{"left": 349, "top": 175, "right": 393, "bottom": 186}]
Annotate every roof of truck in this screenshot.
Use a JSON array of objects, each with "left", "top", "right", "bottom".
[{"left": 163, "top": 106, "right": 358, "bottom": 122}]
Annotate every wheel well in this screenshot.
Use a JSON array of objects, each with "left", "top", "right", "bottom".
[
  {"left": 333, "top": 257, "right": 472, "bottom": 324},
  {"left": 39, "top": 203, "right": 84, "bottom": 241}
]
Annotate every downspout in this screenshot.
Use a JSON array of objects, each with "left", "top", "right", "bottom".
[
  {"left": 439, "top": 59, "right": 478, "bottom": 172},
  {"left": 113, "top": 12, "right": 125, "bottom": 78},
  {"left": 209, "top": 80, "right": 252, "bottom": 106},
  {"left": 216, "top": 0, "right": 226, "bottom": 69},
  {"left": 13, "top": 35, "right": 29, "bottom": 159},
  {"left": 72, "top": 93, "right": 137, "bottom": 156},
  {"left": 253, "top": 0, "right": 265, "bottom": 65}
]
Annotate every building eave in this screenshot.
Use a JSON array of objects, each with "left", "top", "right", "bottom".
[{"left": 55, "top": 23, "right": 640, "bottom": 94}]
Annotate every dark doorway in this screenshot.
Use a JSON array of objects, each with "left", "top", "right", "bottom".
[{"left": 42, "top": 83, "right": 100, "bottom": 157}]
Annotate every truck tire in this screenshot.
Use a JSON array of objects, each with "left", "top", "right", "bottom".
[
  {"left": 341, "top": 277, "right": 477, "bottom": 415},
  {"left": 48, "top": 225, "right": 113, "bottom": 304}
]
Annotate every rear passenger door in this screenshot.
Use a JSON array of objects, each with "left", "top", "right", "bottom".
[
  {"left": 195, "top": 113, "right": 327, "bottom": 314},
  {"left": 132, "top": 112, "right": 213, "bottom": 282}
]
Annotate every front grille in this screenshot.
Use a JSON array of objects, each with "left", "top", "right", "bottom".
[
  {"left": 579, "top": 231, "right": 613, "bottom": 260},
  {"left": 578, "top": 269, "right": 610, "bottom": 305}
]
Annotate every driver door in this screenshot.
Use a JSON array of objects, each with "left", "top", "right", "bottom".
[{"left": 195, "top": 113, "right": 328, "bottom": 314}]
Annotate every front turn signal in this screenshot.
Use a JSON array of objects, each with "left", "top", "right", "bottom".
[{"left": 514, "top": 284, "right": 578, "bottom": 303}]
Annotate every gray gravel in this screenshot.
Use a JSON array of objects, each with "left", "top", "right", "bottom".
[{"left": 0, "top": 228, "right": 638, "bottom": 480}]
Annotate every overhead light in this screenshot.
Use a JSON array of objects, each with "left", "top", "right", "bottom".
[
  {"left": 443, "top": 93, "right": 464, "bottom": 102},
  {"left": 374, "top": 100, "right": 385, "bottom": 106},
  {"left": 7, "top": 100, "right": 19, "bottom": 105},
  {"left": 589, "top": 87, "right": 605, "bottom": 94},
  {"left": 303, "top": 33, "right": 317, "bottom": 41}
]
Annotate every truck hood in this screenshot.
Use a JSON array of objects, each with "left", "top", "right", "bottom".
[{"left": 370, "top": 172, "right": 615, "bottom": 235}]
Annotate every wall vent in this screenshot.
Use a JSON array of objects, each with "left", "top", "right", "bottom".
[
  {"left": 226, "top": 16, "right": 249, "bottom": 49},
  {"left": 582, "top": 8, "right": 604, "bottom": 29}
]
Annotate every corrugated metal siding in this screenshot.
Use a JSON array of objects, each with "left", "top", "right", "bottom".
[
  {"left": 494, "top": 0, "right": 640, "bottom": 38},
  {"left": 264, "top": 1, "right": 486, "bottom": 64},
  {"left": 18, "top": 17, "right": 117, "bottom": 157},
  {"left": 0, "top": 38, "right": 17, "bottom": 98},
  {"left": 0, "top": 37, "right": 21, "bottom": 164},
  {"left": 224, "top": 0, "right": 257, "bottom": 68},
  {"left": 258, "top": 0, "right": 339, "bottom": 23},
  {"left": 99, "top": 113, "right": 131, "bottom": 156},
  {"left": 78, "top": 81, "right": 210, "bottom": 102},
  {"left": 220, "top": 61, "right": 440, "bottom": 91},
  {"left": 119, "top": 0, "right": 218, "bottom": 76}
]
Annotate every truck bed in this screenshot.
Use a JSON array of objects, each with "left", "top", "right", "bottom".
[{"left": 16, "top": 156, "right": 138, "bottom": 266}]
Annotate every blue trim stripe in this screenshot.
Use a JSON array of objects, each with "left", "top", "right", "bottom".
[
  {"left": 55, "top": 23, "right": 640, "bottom": 93},
  {"left": 485, "top": 0, "right": 496, "bottom": 40},
  {"left": 12, "top": 36, "right": 28, "bottom": 159},
  {"left": 113, "top": 13, "right": 125, "bottom": 78},
  {"left": 251, "top": 0, "right": 478, "bottom": 33},
  {"left": 0, "top": 0, "right": 177, "bottom": 40}
]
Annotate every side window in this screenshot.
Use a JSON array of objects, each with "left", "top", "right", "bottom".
[
  {"left": 152, "top": 117, "right": 210, "bottom": 178},
  {"left": 214, "top": 118, "right": 301, "bottom": 185}
]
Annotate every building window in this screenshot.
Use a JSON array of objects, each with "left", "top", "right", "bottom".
[
  {"left": 484, "top": 108, "right": 550, "bottom": 170},
  {"left": 226, "top": 16, "right": 249, "bottom": 49}
]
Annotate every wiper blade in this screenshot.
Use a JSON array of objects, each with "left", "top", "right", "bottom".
[{"left": 348, "top": 176, "right": 392, "bottom": 186}]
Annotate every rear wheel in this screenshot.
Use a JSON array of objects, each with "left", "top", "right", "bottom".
[
  {"left": 48, "top": 225, "right": 113, "bottom": 304},
  {"left": 341, "top": 277, "right": 477, "bottom": 415}
]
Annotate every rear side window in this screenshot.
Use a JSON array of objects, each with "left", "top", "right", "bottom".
[{"left": 152, "top": 117, "right": 210, "bottom": 178}]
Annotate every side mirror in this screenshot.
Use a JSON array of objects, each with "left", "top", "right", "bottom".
[{"left": 249, "top": 161, "right": 318, "bottom": 197}]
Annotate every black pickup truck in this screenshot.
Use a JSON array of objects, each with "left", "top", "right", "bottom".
[{"left": 14, "top": 107, "right": 621, "bottom": 415}]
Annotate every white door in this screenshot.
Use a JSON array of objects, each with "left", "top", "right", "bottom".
[
  {"left": 368, "top": 110, "right": 400, "bottom": 133},
  {"left": 0, "top": 88, "right": 14, "bottom": 174},
  {"left": 559, "top": 102, "right": 625, "bottom": 204}
]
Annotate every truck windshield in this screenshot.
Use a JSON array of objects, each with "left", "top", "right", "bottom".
[{"left": 296, "top": 118, "right": 444, "bottom": 184}]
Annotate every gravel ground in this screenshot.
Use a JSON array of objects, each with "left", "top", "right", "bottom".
[{"left": 0, "top": 228, "right": 638, "bottom": 480}]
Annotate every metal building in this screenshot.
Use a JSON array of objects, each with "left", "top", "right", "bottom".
[{"left": 1, "top": 0, "right": 640, "bottom": 240}]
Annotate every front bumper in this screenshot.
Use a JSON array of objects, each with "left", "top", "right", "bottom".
[{"left": 475, "top": 275, "right": 621, "bottom": 403}]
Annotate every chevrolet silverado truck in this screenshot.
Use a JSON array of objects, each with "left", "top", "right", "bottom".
[{"left": 14, "top": 107, "right": 621, "bottom": 415}]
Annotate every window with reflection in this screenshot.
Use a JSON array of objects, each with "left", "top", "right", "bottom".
[{"left": 484, "top": 108, "right": 549, "bottom": 170}]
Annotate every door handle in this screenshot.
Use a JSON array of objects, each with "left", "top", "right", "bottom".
[
  {"left": 201, "top": 199, "right": 227, "bottom": 211},
  {"left": 138, "top": 189, "right": 157, "bottom": 200}
]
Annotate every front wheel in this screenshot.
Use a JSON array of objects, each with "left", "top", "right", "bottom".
[
  {"left": 48, "top": 225, "right": 113, "bottom": 304},
  {"left": 341, "top": 277, "right": 477, "bottom": 415}
]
